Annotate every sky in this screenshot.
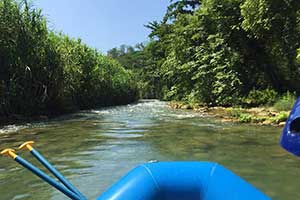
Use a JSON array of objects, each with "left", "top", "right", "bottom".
[{"left": 34, "top": 0, "right": 169, "bottom": 53}]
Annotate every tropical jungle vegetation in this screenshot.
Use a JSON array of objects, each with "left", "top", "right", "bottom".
[
  {"left": 0, "top": 0, "right": 138, "bottom": 122},
  {"left": 108, "top": 0, "right": 300, "bottom": 107},
  {"left": 1, "top": 0, "right": 300, "bottom": 124}
]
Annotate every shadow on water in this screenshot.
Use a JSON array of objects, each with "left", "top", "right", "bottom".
[{"left": 0, "top": 100, "right": 299, "bottom": 200}]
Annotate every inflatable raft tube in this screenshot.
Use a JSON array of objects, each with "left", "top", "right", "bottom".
[
  {"left": 96, "top": 162, "right": 270, "bottom": 200},
  {"left": 280, "top": 98, "right": 300, "bottom": 156}
]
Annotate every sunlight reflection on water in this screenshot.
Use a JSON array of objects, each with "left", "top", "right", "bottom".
[{"left": 0, "top": 100, "right": 297, "bottom": 200}]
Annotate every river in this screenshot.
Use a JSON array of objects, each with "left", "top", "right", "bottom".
[{"left": 0, "top": 100, "right": 299, "bottom": 200}]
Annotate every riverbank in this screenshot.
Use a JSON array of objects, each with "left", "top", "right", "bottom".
[{"left": 169, "top": 101, "right": 289, "bottom": 127}]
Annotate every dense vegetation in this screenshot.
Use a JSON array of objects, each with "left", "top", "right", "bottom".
[
  {"left": 1, "top": 0, "right": 299, "bottom": 125},
  {"left": 0, "top": 0, "right": 138, "bottom": 122},
  {"left": 108, "top": 0, "right": 300, "bottom": 107}
]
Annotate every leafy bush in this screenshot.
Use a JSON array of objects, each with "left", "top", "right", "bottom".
[
  {"left": 228, "top": 108, "right": 267, "bottom": 123},
  {"left": 238, "top": 113, "right": 252, "bottom": 123},
  {"left": 270, "top": 112, "right": 289, "bottom": 124},
  {"left": 228, "top": 108, "right": 242, "bottom": 118},
  {"left": 273, "top": 92, "right": 296, "bottom": 111},
  {"left": 242, "top": 89, "right": 278, "bottom": 107}
]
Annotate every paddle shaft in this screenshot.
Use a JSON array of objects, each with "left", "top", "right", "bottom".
[
  {"left": 30, "top": 148, "right": 86, "bottom": 200},
  {"left": 15, "top": 156, "right": 81, "bottom": 200}
]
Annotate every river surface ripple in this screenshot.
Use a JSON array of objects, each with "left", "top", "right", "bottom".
[{"left": 0, "top": 100, "right": 298, "bottom": 200}]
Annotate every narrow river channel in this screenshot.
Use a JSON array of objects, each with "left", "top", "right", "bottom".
[{"left": 0, "top": 100, "right": 299, "bottom": 200}]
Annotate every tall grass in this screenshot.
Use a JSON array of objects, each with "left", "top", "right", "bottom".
[
  {"left": 0, "top": 0, "right": 138, "bottom": 119},
  {"left": 273, "top": 92, "right": 296, "bottom": 111}
]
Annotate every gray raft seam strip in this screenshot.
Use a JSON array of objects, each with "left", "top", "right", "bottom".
[
  {"left": 140, "top": 164, "right": 161, "bottom": 192},
  {"left": 209, "top": 163, "right": 218, "bottom": 177},
  {"left": 202, "top": 162, "right": 218, "bottom": 200}
]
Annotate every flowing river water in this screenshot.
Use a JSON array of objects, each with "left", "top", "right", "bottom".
[{"left": 0, "top": 100, "right": 299, "bottom": 200}]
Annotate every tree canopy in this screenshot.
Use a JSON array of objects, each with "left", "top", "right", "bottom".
[{"left": 109, "top": 0, "right": 300, "bottom": 106}]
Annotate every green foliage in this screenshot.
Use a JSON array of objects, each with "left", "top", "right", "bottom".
[
  {"left": 238, "top": 113, "right": 252, "bottom": 123},
  {"left": 192, "top": 34, "right": 242, "bottom": 105},
  {"left": 270, "top": 112, "right": 289, "bottom": 124},
  {"left": 163, "top": 0, "right": 200, "bottom": 22},
  {"left": 0, "top": 0, "right": 138, "bottom": 118},
  {"left": 107, "top": 42, "right": 165, "bottom": 99},
  {"left": 228, "top": 108, "right": 264, "bottom": 123},
  {"left": 297, "top": 48, "right": 300, "bottom": 64},
  {"left": 228, "top": 108, "right": 243, "bottom": 118},
  {"left": 113, "top": 0, "right": 300, "bottom": 107},
  {"left": 273, "top": 92, "right": 296, "bottom": 111},
  {"left": 0, "top": 0, "right": 63, "bottom": 115},
  {"left": 241, "top": 0, "right": 300, "bottom": 91},
  {"left": 242, "top": 89, "right": 278, "bottom": 107}
]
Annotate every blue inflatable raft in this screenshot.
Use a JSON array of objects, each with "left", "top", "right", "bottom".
[
  {"left": 97, "top": 161, "right": 270, "bottom": 200},
  {"left": 2, "top": 142, "right": 274, "bottom": 200},
  {"left": 280, "top": 98, "right": 300, "bottom": 156}
]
